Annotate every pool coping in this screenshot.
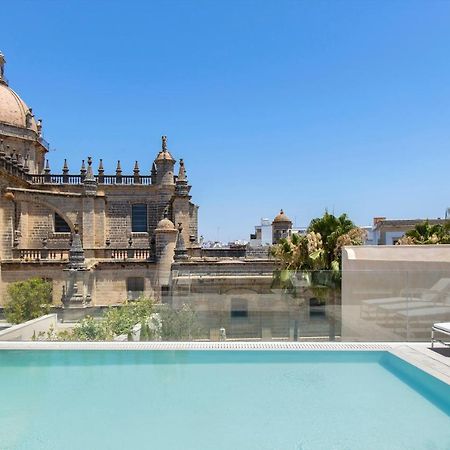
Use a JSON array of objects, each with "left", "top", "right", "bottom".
[{"left": 0, "top": 341, "right": 449, "bottom": 386}]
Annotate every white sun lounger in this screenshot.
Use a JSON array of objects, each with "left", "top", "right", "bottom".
[
  {"left": 363, "top": 296, "right": 422, "bottom": 307},
  {"left": 431, "top": 322, "right": 450, "bottom": 348},
  {"left": 376, "top": 300, "right": 440, "bottom": 312},
  {"left": 361, "top": 278, "right": 450, "bottom": 319},
  {"left": 396, "top": 306, "right": 450, "bottom": 320},
  {"left": 388, "top": 307, "right": 450, "bottom": 340}
]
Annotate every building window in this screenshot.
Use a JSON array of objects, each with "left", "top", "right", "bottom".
[
  {"left": 132, "top": 204, "right": 147, "bottom": 232},
  {"left": 54, "top": 213, "right": 70, "bottom": 233},
  {"left": 161, "top": 285, "right": 170, "bottom": 301},
  {"left": 127, "top": 277, "right": 144, "bottom": 300},
  {"left": 231, "top": 298, "right": 248, "bottom": 319}
]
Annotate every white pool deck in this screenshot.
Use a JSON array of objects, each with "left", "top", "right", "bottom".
[{"left": 0, "top": 341, "right": 449, "bottom": 386}]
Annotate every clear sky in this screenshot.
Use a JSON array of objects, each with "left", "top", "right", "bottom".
[{"left": 2, "top": 0, "right": 449, "bottom": 242}]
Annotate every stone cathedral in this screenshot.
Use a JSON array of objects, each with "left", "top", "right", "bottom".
[
  {"left": 0, "top": 51, "right": 201, "bottom": 309},
  {"left": 1, "top": 52, "right": 315, "bottom": 340}
]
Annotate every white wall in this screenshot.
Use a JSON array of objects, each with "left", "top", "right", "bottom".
[
  {"left": 384, "top": 231, "right": 405, "bottom": 245},
  {"left": 261, "top": 222, "right": 272, "bottom": 245},
  {"left": 0, "top": 314, "right": 57, "bottom": 341},
  {"left": 341, "top": 245, "right": 450, "bottom": 341}
]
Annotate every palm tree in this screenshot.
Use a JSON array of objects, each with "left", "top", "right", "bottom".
[
  {"left": 308, "top": 212, "right": 356, "bottom": 271},
  {"left": 397, "top": 220, "right": 450, "bottom": 245},
  {"left": 271, "top": 211, "right": 366, "bottom": 340}
]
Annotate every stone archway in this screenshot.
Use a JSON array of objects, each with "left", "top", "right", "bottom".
[{"left": 7, "top": 189, "right": 82, "bottom": 248}]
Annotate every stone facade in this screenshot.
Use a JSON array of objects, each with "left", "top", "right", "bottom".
[
  {"left": 1, "top": 51, "right": 301, "bottom": 336},
  {"left": 0, "top": 52, "right": 199, "bottom": 310}
]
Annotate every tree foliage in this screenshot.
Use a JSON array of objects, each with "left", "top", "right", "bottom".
[
  {"left": 270, "top": 212, "right": 366, "bottom": 295},
  {"left": 397, "top": 220, "right": 450, "bottom": 245},
  {"left": 4, "top": 278, "right": 52, "bottom": 324},
  {"left": 70, "top": 296, "right": 154, "bottom": 341},
  {"left": 71, "top": 316, "right": 109, "bottom": 341},
  {"left": 103, "top": 296, "right": 154, "bottom": 338},
  {"left": 271, "top": 212, "right": 366, "bottom": 340},
  {"left": 271, "top": 212, "right": 366, "bottom": 273},
  {"left": 35, "top": 296, "right": 202, "bottom": 342},
  {"left": 157, "top": 303, "right": 202, "bottom": 341}
]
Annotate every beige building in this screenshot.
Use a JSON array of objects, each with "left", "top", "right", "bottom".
[
  {"left": 372, "top": 217, "right": 447, "bottom": 245},
  {"left": 0, "top": 52, "right": 199, "bottom": 310},
  {"left": 271, "top": 209, "right": 293, "bottom": 244},
  {"left": 0, "top": 53, "right": 332, "bottom": 339}
]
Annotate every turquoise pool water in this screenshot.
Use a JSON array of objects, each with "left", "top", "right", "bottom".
[{"left": 0, "top": 350, "right": 449, "bottom": 450}]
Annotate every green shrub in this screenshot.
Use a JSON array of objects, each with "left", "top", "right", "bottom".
[
  {"left": 36, "top": 296, "right": 201, "bottom": 342},
  {"left": 71, "top": 316, "right": 108, "bottom": 341},
  {"left": 56, "top": 296, "right": 155, "bottom": 341},
  {"left": 103, "top": 296, "right": 154, "bottom": 337},
  {"left": 4, "top": 278, "right": 52, "bottom": 324},
  {"left": 158, "top": 303, "right": 201, "bottom": 341}
]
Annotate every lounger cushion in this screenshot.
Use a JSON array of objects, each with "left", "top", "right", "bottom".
[
  {"left": 433, "top": 322, "right": 450, "bottom": 333},
  {"left": 377, "top": 301, "right": 438, "bottom": 311},
  {"left": 363, "top": 297, "right": 421, "bottom": 306},
  {"left": 397, "top": 307, "right": 450, "bottom": 319}
]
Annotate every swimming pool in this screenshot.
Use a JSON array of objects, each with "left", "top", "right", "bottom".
[{"left": 0, "top": 349, "right": 449, "bottom": 450}]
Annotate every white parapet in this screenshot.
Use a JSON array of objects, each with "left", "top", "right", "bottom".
[{"left": 0, "top": 314, "right": 58, "bottom": 341}]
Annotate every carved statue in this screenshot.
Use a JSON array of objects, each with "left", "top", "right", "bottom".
[{"left": 0, "top": 52, "right": 5, "bottom": 80}]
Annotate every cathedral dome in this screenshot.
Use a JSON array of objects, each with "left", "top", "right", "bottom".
[
  {"left": 0, "top": 82, "right": 38, "bottom": 132},
  {"left": 156, "top": 217, "right": 176, "bottom": 231},
  {"left": 273, "top": 209, "right": 292, "bottom": 224}
]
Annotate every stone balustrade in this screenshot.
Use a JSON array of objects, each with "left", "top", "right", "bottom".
[
  {"left": 10, "top": 248, "right": 153, "bottom": 262},
  {"left": 1, "top": 157, "right": 155, "bottom": 186},
  {"left": 28, "top": 174, "right": 154, "bottom": 185},
  {"left": 110, "top": 248, "right": 152, "bottom": 261},
  {"left": 12, "top": 248, "right": 70, "bottom": 262}
]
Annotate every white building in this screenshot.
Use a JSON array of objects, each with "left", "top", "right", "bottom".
[{"left": 249, "top": 218, "right": 272, "bottom": 247}]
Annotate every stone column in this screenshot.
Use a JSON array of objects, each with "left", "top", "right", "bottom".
[
  {"left": 62, "top": 226, "right": 91, "bottom": 309},
  {"left": 19, "top": 201, "right": 29, "bottom": 247},
  {"left": 172, "top": 197, "right": 191, "bottom": 248},
  {"left": 82, "top": 157, "right": 97, "bottom": 256},
  {"left": 0, "top": 191, "right": 15, "bottom": 260},
  {"left": 94, "top": 197, "right": 106, "bottom": 248},
  {"left": 154, "top": 218, "right": 177, "bottom": 288},
  {"left": 173, "top": 158, "right": 192, "bottom": 247}
]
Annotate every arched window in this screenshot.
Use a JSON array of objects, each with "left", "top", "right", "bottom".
[
  {"left": 127, "top": 277, "right": 145, "bottom": 300},
  {"left": 54, "top": 213, "right": 70, "bottom": 233},
  {"left": 230, "top": 298, "right": 248, "bottom": 319}
]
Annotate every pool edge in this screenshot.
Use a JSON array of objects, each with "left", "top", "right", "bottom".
[{"left": 0, "top": 341, "right": 448, "bottom": 385}]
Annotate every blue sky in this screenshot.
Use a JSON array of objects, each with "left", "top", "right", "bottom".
[{"left": 2, "top": 0, "right": 450, "bottom": 241}]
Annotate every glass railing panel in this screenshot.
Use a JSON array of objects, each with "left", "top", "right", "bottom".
[
  {"left": 342, "top": 270, "right": 450, "bottom": 342},
  {"left": 1, "top": 269, "right": 449, "bottom": 343}
]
